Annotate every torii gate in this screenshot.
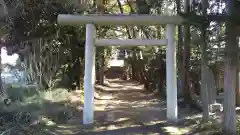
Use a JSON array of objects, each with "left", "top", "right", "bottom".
[{"left": 57, "top": 14, "right": 183, "bottom": 124}]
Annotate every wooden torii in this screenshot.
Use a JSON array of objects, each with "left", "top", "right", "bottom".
[{"left": 58, "top": 14, "right": 183, "bottom": 124}]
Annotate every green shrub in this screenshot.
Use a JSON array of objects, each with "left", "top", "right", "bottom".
[
  {"left": 6, "top": 85, "right": 38, "bottom": 102},
  {"left": 6, "top": 85, "right": 25, "bottom": 102}
]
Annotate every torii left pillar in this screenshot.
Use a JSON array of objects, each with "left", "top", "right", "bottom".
[
  {"left": 166, "top": 24, "right": 177, "bottom": 122},
  {"left": 83, "top": 23, "right": 96, "bottom": 124}
]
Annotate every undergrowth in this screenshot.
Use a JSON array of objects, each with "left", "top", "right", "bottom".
[
  {"left": 0, "top": 84, "right": 84, "bottom": 135},
  {"left": 3, "top": 84, "right": 240, "bottom": 135},
  {"left": 191, "top": 119, "right": 240, "bottom": 135}
]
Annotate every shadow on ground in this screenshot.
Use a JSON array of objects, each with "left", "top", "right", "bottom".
[
  {"left": 22, "top": 101, "right": 171, "bottom": 135},
  {"left": 0, "top": 79, "right": 208, "bottom": 135}
]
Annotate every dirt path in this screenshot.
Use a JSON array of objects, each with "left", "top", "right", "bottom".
[
  {"left": 94, "top": 79, "right": 167, "bottom": 124},
  {"left": 38, "top": 79, "right": 201, "bottom": 135},
  {"left": 76, "top": 79, "right": 198, "bottom": 135}
]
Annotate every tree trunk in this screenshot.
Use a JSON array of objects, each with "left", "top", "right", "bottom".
[
  {"left": 131, "top": 49, "right": 137, "bottom": 80},
  {"left": 223, "top": 59, "right": 237, "bottom": 134},
  {"left": 176, "top": 0, "right": 184, "bottom": 96},
  {"left": 200, "top": 27, "right": 210, "bottom": 121},
  {"left": 223, "top": 0, "right": 237, "bottom": 133},
  {"left": 97, "top": 0, "right": 105, "bottom": 85},
  {"left": 0, "top": 47, "right": 2, "bottom": 94},
  {"left": 181, "top": 0, "right": 191, "bottom": 106},
  {"left": 200, "top": 0, "right": 209, "bottom": 121},
  {"left": 236, "top": 65, "right": 239, "bottom": 105},
  {"left": 236, "top": 37, "right": 240, "bottom": 105},
  {"left": 99, "top": 52, "right": 105, "bottom": 85}
]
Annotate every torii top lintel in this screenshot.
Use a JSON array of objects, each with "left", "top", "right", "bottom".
[{"left": 57, "top": 14, "right": 184, "bottom": 26}]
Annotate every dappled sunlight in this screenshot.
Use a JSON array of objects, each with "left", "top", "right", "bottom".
[
  {"left": 42, "top": 117, "right": 57, "bottom": 126},
  {"left": 54, "top": 124, "right": 82, "bottom": 135},
  {"left": 104, "top": 81, "right": 124, "bottom": 87},
  {"left": 0, "top": 78, "right": 206, "bottom": 135},
  {"left": 81, "top": 79, "right": 172, "bottom": 134},
  {"left": 82, "top": 79, "right": 212, "bottom": 134},
  {"left": 184, "top": 114, "right": 202, "bottom": 120},
  {"left": 162, "top": 126, "right": 191, "bottom": 135},
  {"left": 106, "top": 125, "right": 119, "bottom": 130},
  {"left": 96, "top": 84, "right": 143, "bottom": 92},
  {"left": 124, "top": 85, "right": 144, "bottom": 90},
  {"left": 86, "top": 117, "right": 167, "bottom": 133},
  {"left": 42, "top": 88, "right": 71, "bottom": 102},
  {"left": 96, "top": 79, "right": 144, "bottom": 93},
  {"left": 57, "top": 125, "right": 78, "bottom": 129},
  {"left": 69, "top": 90, "right": 84, "bottom": 104},
  {"left": 142, "top": 120, "right": 166, "bottom": 126}
]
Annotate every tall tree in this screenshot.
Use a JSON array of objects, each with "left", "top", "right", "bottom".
[
  {"left": 182, "top": 0, "right": 191, "bottom": 106},
  {"left": 223, "top": 0, "right": 238, "bottom": 134},
  {"left": 96, "top": 0, "right": 105, "bottom": 85},
  {"left": 200, "top": 0, "right": 210, "bottom": 121},
  {"left": 176, "top": 0, "right": 184, "bottom": 96}
]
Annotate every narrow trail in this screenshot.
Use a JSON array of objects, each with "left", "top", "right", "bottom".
[
  {"left": 85, "top": 79, "right": 169, "bottom": 135},
  {"left": 94, "top": 79, "right": 167, "bottom": 125},
  {"left": 75, "top": 79, "right": 198, "bottom": 135},
  {"left": 42, "top": 79, "right": 201, "bottom": 135}
]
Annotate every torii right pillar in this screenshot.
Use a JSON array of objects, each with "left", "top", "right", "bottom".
[{"left": 166, "top": 24, "right": 178, "bottom": 122}]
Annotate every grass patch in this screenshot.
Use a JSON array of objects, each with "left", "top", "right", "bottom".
[{"left": 0, "top": 85, "right": 84, "bottom": 135}]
